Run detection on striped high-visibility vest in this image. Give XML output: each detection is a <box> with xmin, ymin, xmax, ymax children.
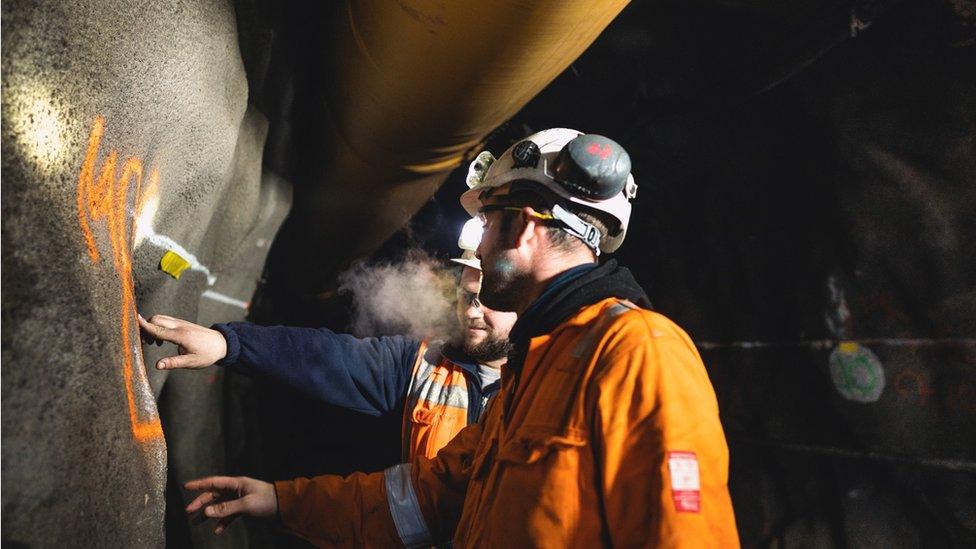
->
<box><xmin>400</xmin><ymin>342</ymin><xmax>496</xmax><ymax>461</ymax></box>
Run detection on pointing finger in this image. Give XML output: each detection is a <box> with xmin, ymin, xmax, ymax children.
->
<box><xmin>214</xmin><ymin>515</ymin><xmax>238</xmax><ymax>535</ymax></box>
<box><xmin>147</xmin><ymin>314</ymin><xmax>183</xmax><ymax>329</ymax></box>
<box><xmin>185</xmin><ymin>490</ymin><xmax>219</xmax><ymax>514</ymax></box>
<box><xmin>185</xmin><ymin>476</ymin><xmax>241</xmax><ymax>493</ymax></box>
<box><xmin>157</xmin><ymin>353</ymin><xmax>209</xmax><ymax>370</ymax></box>
<box><xmin>138</xmin><ymin>315</ymin><xmax>174</xmax><ymax>343</ymax></box>
<box><xmin>204</xmin><ymin>498</ymin><xmax>247</xmax><ymax>519</ymax></box>
<box><xmin>186</xmin><ymin>492</ymin><xmax>218</xmax><ymax>515</ymax></box>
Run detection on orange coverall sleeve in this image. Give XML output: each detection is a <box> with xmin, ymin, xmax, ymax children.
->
<box><xmin>274</xmin><ymin>471</ymin><xmax>400</xmax><ymax>547</ymax></box>
<box><xmin>409</xmin><ymin>420</ymin><xmax>483</xmax><ymax>541</ymax></box>
<box><xmin>593</xmin><ymin>315</ymin><xmax>740</xmax><ymax>548</ymax></box>
<box><xmin>273</xmin><ymin>421</ymin><xmax>483</xmax><ymax>547</ymax></box>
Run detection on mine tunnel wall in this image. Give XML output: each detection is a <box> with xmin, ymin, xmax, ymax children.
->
<box><xmin>2</xmin><ymin>0</ymin><xmax>289</xmax><ymax>545</ymax></box>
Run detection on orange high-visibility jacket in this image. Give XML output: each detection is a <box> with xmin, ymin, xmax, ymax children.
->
<box><xmin>401</xmin><ymin>342</ymin><xmax>493</xmax><ymax>461</ymax></box>
<box><xmin>275</xmin><ymin>298</ymin><xmax>740</xmax><ymax>547</ymax></box>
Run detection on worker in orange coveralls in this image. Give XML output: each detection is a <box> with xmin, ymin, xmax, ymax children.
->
<box><xmin>184</xmin><ymin>128</ymin><xmax>740</xmax><ymax>547</ymax></box>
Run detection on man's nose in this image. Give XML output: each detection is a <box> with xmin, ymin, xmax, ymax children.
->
<box><xmin>465</xmin><ymin>301</ymin><xmax>482</xmax><ymax>319</ymax></box>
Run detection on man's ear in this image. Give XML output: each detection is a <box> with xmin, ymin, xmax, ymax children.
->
<box><xmin>514</xmin><ymin>207</ymin><xmax>541</xmax><ymax>249</ymax></box>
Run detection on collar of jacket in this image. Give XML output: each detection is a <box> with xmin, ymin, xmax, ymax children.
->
<box><xmin>439</xmin><ymin>343</ymin><xmax>481</xmax><ymax>377</ymax></box>
<box><xmin>507</xmin><ymin>259</ymin><xmax>652</xmax><ymax>372</ymax></box>
<box><xmin>520</xmin><ymin>262</ymin><xmax>598</xmax><ymax>321</ymax></box>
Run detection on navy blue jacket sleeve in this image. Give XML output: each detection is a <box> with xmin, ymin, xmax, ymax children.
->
<box><xmin>212</xmin><ymin>322</ymin><xmax>422</xmax><ymax>416</ymax></box>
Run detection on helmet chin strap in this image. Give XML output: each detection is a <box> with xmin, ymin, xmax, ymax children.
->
<box><xmin>551</xmin><ymin>203</ymin><xmax>601</xmax><ymax>256</ymax></box>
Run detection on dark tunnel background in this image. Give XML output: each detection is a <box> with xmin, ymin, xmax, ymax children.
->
<box><xmin>208</xmin><ymin>1</ymin><xmax>976</xmax><ymax>547</ymax></box>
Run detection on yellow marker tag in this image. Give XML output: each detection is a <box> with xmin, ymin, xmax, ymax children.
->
<box><xmin>838</xmin><ymin>341</ymin><xmax>859</xmax><ymax>354</ymax></box>
<box><xmin>159</xmin><ymin>250</ymin><xmax>190</xmax><ymax>280</ymax></box>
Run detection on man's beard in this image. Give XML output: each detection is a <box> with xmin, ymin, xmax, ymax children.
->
<box><xmin>479</xmin><ymin>252</ymin><xmax>532</xmax><ymax>312</ymax></box>
<box><xmin>464</xmin><ymin>332</ymin><xmax>513</xmax><ymax>363</ymax></box>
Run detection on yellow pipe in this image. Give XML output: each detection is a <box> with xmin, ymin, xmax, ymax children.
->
<box><xmin>295</xmin><ymin>0</ymin><xmax>630</xmax><ymax>283</ymax></box>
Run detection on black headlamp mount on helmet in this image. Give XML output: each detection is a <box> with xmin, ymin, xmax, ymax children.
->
<box><xmin>503</xmin><ymin>133</ymin><xmax>630</xmax><ymax>202</ymax></box>
<box><xmin>549</xmin><ymin>134</ymin><xmax>632</xmax><ymax>201</ymax></box>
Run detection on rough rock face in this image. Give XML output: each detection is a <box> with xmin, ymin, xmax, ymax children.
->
<box><xmin>1</xmin><ymin>0</ymin><xmax>289</xmax><ymax>546</ymax></box>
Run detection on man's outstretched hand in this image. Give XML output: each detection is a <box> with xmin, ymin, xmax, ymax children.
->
<box><xmin>138</xmin><ymin>314</ymin><xmax>228</xmax><ymax>369</ymax></box>
<box><xmin>185</xmin><ymin>476</ymin><xmax>278</xmax><ymax>535</ymax></box>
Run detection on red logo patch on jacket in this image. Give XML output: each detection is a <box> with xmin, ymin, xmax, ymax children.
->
<box><xmin>667</xmin><ymin>451</ymin><xmax>701</xmax><ymax>513</ymax></box>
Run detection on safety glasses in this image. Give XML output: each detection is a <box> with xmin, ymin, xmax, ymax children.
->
<box><xmin>476</xmin><ymin>205</ymin><xmax>555</xmax><ymax>224</ymax></box>
<box><xmin>477</xmin><ymin>203</ymin><xmax>601</xmax><ymax>254</ymax></box>
<box><xmin>456</xmin><ymin>287</ymin><xmax>482</xmax><ymax>310</ymax></box>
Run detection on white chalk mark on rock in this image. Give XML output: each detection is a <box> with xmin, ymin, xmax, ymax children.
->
<box><xmin>130</xmin><ymin>202</ymin><xmax>253</xmax><ymax>309</ymax></box>
<box><xmin>137</xmin><ymin>231</ymin><xmax>217</xmax><ymax>285</ymax></box>
<box><xmin>201</xmin><ymin>289</ymin><xmax>249</xmax><ymax>310</ymax></box>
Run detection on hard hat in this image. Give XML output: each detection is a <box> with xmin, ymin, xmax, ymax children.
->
<box><xmin>450</xmin><ymin>217</ymin><xmax>483</xmax><ymax>270</ymax></box>
<box><xmin>460</xmin><ymin>128</ymin><xmax>637</xmax><ymax>254</ymax></box>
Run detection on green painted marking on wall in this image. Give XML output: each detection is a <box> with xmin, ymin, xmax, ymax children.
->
<box><xmin>829</xmin><ymin>342</ymin><xmax>885</xmax><ymax>403</ymax></box>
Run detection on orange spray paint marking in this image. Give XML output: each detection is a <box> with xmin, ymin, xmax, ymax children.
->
<box><xmin>77</xmin><ymin>115</ymin><xmax>164</xmax><ymax>443</ymax></box>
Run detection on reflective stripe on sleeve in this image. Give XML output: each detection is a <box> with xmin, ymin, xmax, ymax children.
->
<box><xmin>384</xmin><ymin>463</ymin><xmax>432</xmax><ymax>547</ymax></box>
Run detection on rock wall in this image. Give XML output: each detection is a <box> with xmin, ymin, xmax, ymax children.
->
<box><xmin>1</xmin><ymin>0</ymin><xmax>290</xmax><ymax>545</ymax></box>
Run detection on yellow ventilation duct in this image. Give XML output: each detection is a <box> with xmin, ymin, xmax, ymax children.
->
<box><xmin>293</xmin><ymin>0</ymin><xmax>630</xmax><ymax>283</ymax></box>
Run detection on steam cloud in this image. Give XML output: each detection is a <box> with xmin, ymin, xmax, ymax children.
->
<box><xmin>338</xmin><ymin>249</ymin><xmax>460</xmax><ymax>342</ymax></box>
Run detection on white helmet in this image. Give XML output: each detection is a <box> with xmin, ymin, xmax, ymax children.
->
<box><xmin>460</xmin><ymin>128</ymin><xmax>637</xmax><ymax>254</ymax></box>
<box><xmin>449</xmin><ymin>217</ymin><xmax>483</xmax><ymax>270</ymax></box>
